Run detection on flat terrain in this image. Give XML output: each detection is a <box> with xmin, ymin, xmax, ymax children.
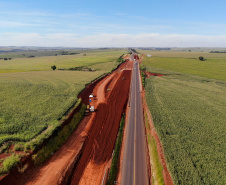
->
<box><xmin>140</xmin><ymin>50</ymin><xmax>226</xmax><ymax>81</ymax></box>
<box><xmin>0</xmin><ymin>49</ymin><xmax>126</xmax><ymax>173</ymax></box>
<box><xmin>0</xmin><ymin>49</ymin><xmax>126</xmax><ymax>73</ymax></box>
<box><xmin>141</xmin><ymin>50</ymin><xmax>226</xmax><ymax>184</ymax></box>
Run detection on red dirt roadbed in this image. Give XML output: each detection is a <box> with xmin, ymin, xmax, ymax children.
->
<box><xmin>71</xmin><ymin>70</ymin><xmax>132</xmax><ymax>185</ymax></box>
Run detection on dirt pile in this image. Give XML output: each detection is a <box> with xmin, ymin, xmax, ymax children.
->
<box><xmin>71</xmin><ymin>70</ymin><xmax>132</xmax><ymax>185</ymax></box>
<box><xmin>133</xmin><ymin>54</ymin><xmax>139</xmax><ymax>60</ymax></box>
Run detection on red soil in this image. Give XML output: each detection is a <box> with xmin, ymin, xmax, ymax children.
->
<box><xmin>123</xmin><ymin>54</ymin><xmax>130</xmax><ymax>60</ymax></box>
<box><xmin>71</xmin><ymin>70</ymin><xmax>132</xmax><ymax>185</ymax></box>
<box><xmin>133</xmin><ymin>54</ymin><xmax>140</xmax><ymax>60</ymax></box>
<box><xmin>78</xmin><ymin>75</ymin><xmax>107</xmax><ymax>105</ymax></box>
<box><xmin>142</xmin><ymin>91</ymin><xmax>174</xmax><ymax>185</ymax></box>
<box><xmin>145</xmin><ymin>71</ymin><xmax>165</xmax><ymax>78</ymax></box>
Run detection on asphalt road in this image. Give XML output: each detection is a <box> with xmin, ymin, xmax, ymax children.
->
<box><xmin>121</xmin><ymin>58</ymin><xmax>149</xmax><ymax>185</ymax></box>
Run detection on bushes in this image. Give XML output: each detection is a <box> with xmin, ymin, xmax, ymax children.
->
<box><xmin>141</xmin><ymin>71</ymin><xmax>146</xmax><ymax>87</ymax></box>
<box><xmin>32</xmin><ymin>103</ymin><xmax>86</xmax><ymax>166</ymax></box>
<box><xmin>24</xmin><ymin>120</ymin><xmax>61</xmax><ymax>152</ymax></box>
<box><xmin>0</xmin><ymin>143</ymin><xmax>11</xmax><ymax>154</ymax></box>
<box><xmin>140</xmin><ymin>64</ymin><xmax>146</xmax><ymax>88</ymax></box>
<box><xmin>14</xmin><ymin>144</ymin><xmax>24</xmax><ymax>151</ymax></box>
<box><xmin>51</xmin><ymin>65</ymin><xmax>57</xmax><ymax>70</ymax></box>
<box><xmin>1</xmin><ymin>154</ymin><xmax>21</xmax><ymax>173</ymax></box>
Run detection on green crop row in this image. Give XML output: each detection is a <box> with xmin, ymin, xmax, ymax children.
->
<box><xmin>144</xmin><ymin>72</ymin><xmax>226</xmax><ymax>185</ymax></box>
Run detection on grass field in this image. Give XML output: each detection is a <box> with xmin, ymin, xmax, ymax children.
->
<box><xmin>142</xmin><ymin>50</ymin><xmax>226</xmax><ymax>184</ymax></box>
<box><xmin>0</xmin><ymin>49</ymin><xmax>126</xmax><ymax>73</ymax></box>
<box><xmin>0</xmin><ymin>49</ymin><xmax>126</xmax><ymax>149</ymax></box>
<box><xmin>0</xmin><ymin>71</ymin><xmax>104</xmax><ymax>145</ymax></box>
<box><xmin>141</xmin><ymin>50</ymin><xmax>226</xmax><ymax>81</ymax></box>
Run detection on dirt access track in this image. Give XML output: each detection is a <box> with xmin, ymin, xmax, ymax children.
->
<box><xmin>0</xmin><ymin>59</ymin><xmax>133</xmax><ymax>185</ymax></box>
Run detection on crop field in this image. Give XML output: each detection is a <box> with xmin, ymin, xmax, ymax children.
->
<box><xmin>0</xmin><ymin>49</ymin><xmax>126</xmax><ymax>150</ymax></box>
<box><xmin>0</xmin><ymin>71</ymin><xmax>104</xmax><ymax>145</ymax></box>
<box><xmin>142</xmin><ymin>51</ymin><xmax>226</xmax><ymax>184</ymax></box>
<box><xmin>0</xmin><ymin>49</ymin><xmax>126</xmax><ymax>73</ymax></box>
<box><xmin>141</xmin><ymin>50</ymin><xmax>226</xmax><ymax>81</ymax></box>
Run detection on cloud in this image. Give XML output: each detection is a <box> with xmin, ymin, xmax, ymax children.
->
<box><xmin>0</xmin><ymin>32</ymin><xmax>226</xmax><ymax>47</ymax></box>
<box><xmin>0</xmin><ymin>20</ymin><xmax>41</xmax><ymax>28</ymax></box>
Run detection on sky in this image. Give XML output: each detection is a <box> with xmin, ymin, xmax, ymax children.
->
<box><xmin>0</xmin><ymin>0</ymin><xmax>226</xmax><ymax>47</ymax></box>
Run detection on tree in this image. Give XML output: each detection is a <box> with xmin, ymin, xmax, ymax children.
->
<box><xmin>51</xmin><ymin>65</ymin><xmax>57</xmax><ymax>70</ymax></box>
<box><xmin>199</xmin><ymin>56</ymin><xmax>204</xmax><ymax>61</ymax></box>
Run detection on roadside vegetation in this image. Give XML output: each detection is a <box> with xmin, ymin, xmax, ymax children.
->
<box><xmin>0</xmin><ymin>154</ymin><xmax>21</xmax><ymax>174</ymax></box>
<box><xmin>141</xmin><ymin>50</ymin><xmax>226</xmax><ymax>184</ymax></box>
<box><xmin>144</xmin><ymin>111</ymin><xmax>164</xmax><ymax>185</ymax></box>
<box><xmin>33</xmin><ymin>103</ymin><xmax>86</xmax><ymax>165</ymax></box>
<box><xmin>107</xmin><ymin>114</ymin><xmax>125</xmax><ymax>185</ymax></box>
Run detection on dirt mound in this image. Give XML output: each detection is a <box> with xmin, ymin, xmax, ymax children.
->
<box><xmin>145</xmin><ymin>71</ymin><xmax>165</xmax><ymax>78</ymax></box>
<box><xmin>71</xmin><ymin>70</ymin><xmax>132</xmax><ymax>185</ymax></box>
<box><xmin>134</xmin><ymin>54</ymin><xmax>139</xmax><ymax>60</ymax></box>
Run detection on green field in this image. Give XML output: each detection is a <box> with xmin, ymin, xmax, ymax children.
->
<box><xmin>0</xmin><ymin>49</ymin><xmax>126</xmax><ymax>149</ymax></box>
<box><xmin>142</xmin><ymin>51</ymin><xmax>226</xmax><ymax>184</ymax></box>
<box><xmin>141</xmin><ymin>50</ymin><xmax>226</xmax><ymax>81</ymax></box>
<box><xmin>0</xmin><ymin>49</ymin><xmax>126</xmax><ymax>73</ymax></box>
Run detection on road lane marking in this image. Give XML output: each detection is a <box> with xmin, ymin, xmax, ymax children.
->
<box><xmin>133</xmin><ymin>65</ymin><xmax>137</xmax><ymax>185</ymax></box>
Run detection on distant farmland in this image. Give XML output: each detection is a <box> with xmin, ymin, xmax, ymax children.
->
<box><xmin>140</xmin><ymin>50</ymin><xmax>226</xmax><ymax>81</ymax></box>
<box><xmin>141</xmin><ymin>50</ymin><xmax>226</xmax><ymax>184</ymax></box>
<box><xmin>0</xmin><ymin>49</ymin><xmax>126</xmax><ymax>73</ymax></box>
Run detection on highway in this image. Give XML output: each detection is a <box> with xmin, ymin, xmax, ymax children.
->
<box><xmin>121</xmin><ymin>56</ymin><xmax>149</xmax><ymax>185</ymax></box>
